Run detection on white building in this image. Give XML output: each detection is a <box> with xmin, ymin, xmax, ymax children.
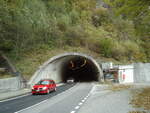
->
<box><xmin>118</xmin><ymin>65</ymin><xmax>134</xmax><ymax>83</ymax></box>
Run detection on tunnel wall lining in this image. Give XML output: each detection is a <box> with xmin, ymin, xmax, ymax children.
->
<box><xmin>28</xmin><ymin>53</ymin><xmax>103</xmax><ymax>86</ymax></box>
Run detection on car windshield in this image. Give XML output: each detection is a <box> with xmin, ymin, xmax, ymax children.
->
<box><xmin>37</xmin><ymin>80</ymin><xmax>49</xmax><ymax>85</ymax></box>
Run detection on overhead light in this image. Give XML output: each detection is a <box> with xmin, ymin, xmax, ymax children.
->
<box><xmin>80</xmin><ymin>59</ymin><xmax>87</xmax><ymax>67</ymax></box>
<box><xmin>70</xmin><ymin>61</ymin><xmax>74</xmax><ymax>68</ymax></box>
<box><xmin>69</xmin><ymin>59</ymin><xmax>87</xmax><ymax>70</ymax></box>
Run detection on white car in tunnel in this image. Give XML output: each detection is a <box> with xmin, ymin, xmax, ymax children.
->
<box><xmin>67</xmin><ymin>78</ymin><xmax>74</xmax><ymax>83</ymax></box>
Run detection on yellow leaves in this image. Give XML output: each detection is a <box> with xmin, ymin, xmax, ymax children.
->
<box><xmin>72</xmin><ymin>0</ymin><xmax>96</xmax><ymax>11</ymax></box>
<box><xmin>130</xmin><ymin>87</ymin><xmax>150</xmax><ymax>110</ymax></box>
<box><xmin>109</xmin><ymin>84</ymin><xmax>132</xmax><ymax>91</ymax></box>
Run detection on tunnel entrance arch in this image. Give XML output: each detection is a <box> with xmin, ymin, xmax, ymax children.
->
<box><xmin>29</xmin><ymin>53</ymin><xmax>103</xmax><ymax>86</ymax></box>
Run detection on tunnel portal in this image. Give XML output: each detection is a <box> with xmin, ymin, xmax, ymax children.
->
<box><xmin>29</xmin><ymin>53</ymin><xmax>102</xmax><ymax>86</ymax></box>
<box><xmin>61</xmin><ymin>56</ymin><xmax>99</xmax><ymax>82</ymax></box>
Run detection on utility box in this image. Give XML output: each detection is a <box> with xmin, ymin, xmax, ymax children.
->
<box><xmin>118</xmin><ymin>65</ymin><xmax>134</xmax><ymax>83</ymax></box>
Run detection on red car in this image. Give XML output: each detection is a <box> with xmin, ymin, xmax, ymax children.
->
<box><xmin>32</xmin><ymin>79</ymin><xmax>56</xmax><ymax>95</ymax></box>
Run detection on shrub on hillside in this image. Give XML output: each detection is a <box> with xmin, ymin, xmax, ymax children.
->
<box><xmin>123</xmin><ymin>41</ymin><xmax>146</xmax><ymax>61</ymax></box>
<box><xmin>92</xmin><ymin>7</ymin><xmax>110</xmax><ymax>27</ymax></box>
<box><xmin>99</xmin><ymin>38</ymin><xmax>114</xmax><ymax>57</ymax></box>
<box><xmin>111</xmin><ymin>41</ymin><xmax>127</xmax><ymax>60</ymax></box>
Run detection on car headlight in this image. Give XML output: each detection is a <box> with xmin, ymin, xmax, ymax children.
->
<box><xmin>42</xmin><ymin>87</ymin><xmax>47</xmax><ymax>90</ymax></box>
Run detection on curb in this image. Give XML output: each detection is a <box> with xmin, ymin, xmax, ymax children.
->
<box><xmin>0</xmin><ymin>83</ymin><xmax>65</xmax><ymax>101</ymax></box>
<box><xmin>0</xmin><ymin>88</ymin><xmax>31</xmax><ymax>102</ymax></box>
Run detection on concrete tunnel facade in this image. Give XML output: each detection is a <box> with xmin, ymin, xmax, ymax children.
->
<box><xmin>29</xmin><ymin>53</ymin><xmax>103</xmax><ymax>86</ymax></box>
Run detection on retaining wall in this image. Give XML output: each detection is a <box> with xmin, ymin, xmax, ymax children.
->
<box><xmin>0</xmin><ymin>76</ymin><xmax>25</xmax><ymax>91</ymax></box>
<box><xmin>134</xmin><ymin>63</ymin><xmax>150</xmax><ymax>83</ymax></box>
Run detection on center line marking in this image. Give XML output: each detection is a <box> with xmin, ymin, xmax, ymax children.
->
<box><xmin>75</xmin><ymin>106</ymin><xmax>80</xmax><ymax>109</ymax></box>
<box><xmin>79</xmin><ymin>102</ymin><xmax>83</xmax><ymax>105</ymax></box>
<box><xmin>82</xmin><ymin>100</ymin><xmax>85</xmax><ymax>102</ymax></box>
<box><xmin>14</xmin><ymin>84</ymin><xmax>78</xmax><ymax>113</ymax></box>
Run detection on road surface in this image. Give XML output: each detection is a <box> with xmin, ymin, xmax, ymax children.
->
<box><xmin>1</xmin><ymin>83</ymin><xmax>147</xmax><ymax>113</ymax></box>
<box><xmin>14</xmin><ymin>83</ymin><xmax>92</xmax><ymax>113</ymax></box>
<box><xmin>0</xmin><ymin>83</ymin><xmax>93</xmax><ymax>113</ymax></box>
<box><xmin>78</xmin><ymin>84</ymin><xmax>150</xmax><ymax>113</ymax></box>
<box><xmin>0</xmin><ymin>83</ymin><xmax>76</xmax><ymax>113</ymax></box>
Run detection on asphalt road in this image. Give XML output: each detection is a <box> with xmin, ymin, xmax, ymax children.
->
<box><xmin>2</xmin><ymin>83</ymin><xmax>148</xmax><ymax>113</ymax></box>
<box><xmin>0</xmin><ymin>83</ymin><xmax>76</xmax><ymax>113</ymax></box>
<box><xmin>78</xmin><ymin>85</ymin><xmax>133</xmax><ymax>113</ymax></box>
<box><xmin>13</xmin><ymin>83</ymin><xmax>93</xmax><ymax>113</ymax></box>
<box><xmin>77</xmin><ymin>84</ymin><xmax>150</xmax><ymax>113</ymax></box>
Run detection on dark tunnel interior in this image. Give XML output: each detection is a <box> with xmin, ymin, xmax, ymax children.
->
<box><xmin>61</xmin><ymin>56</ymin><xmax>99</xmax><ymax>82</ymax></box>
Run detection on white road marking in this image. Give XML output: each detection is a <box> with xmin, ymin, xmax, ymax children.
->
<box><xmin>0</xmin><ymin>83</ymin><xmax>64</xmax><ymax>103</ymax></box>
<box><xmin>56</xmin><ymin>83</ymin><xmax>64</xmax><ymax>87</ymax></box>
<box><xmin>81</xmin><ymin>100</ymin><xmax>85</xmax><ymax>102</ymax></box>
<box><xmin>78</xmin><ymin>102</ymin><xmax>83</xmax><ymax>105</ymax></box>
<box><xmin>0</xmin><ymin>83</ymin><xmax>65</xmax><ymax>103</ymax></box>
<box><xmin>75</xmin><ymin>106</ymin><xmax>80</xmax><ymax>109</ymax></box>
<box><xmin>70</xmin><ymin>111</ymin><xmax>76</xmax><ymax>113</ymax></box>
<box><xmin>14</xmin><ymin>84</ymin><xmax>78</xmax><ymax>113</ymax></box>
<box><xmin>14</xmin><ymin>99</ymin><xmax>48</xmax><ymax>113</ymax></box>
<box><xmin>0</xmin><ymin>93</ymin><xmax>31</xmax><ymax>103</ymax></box>
<box><xmin>84</xmin><ymin>97</ymin><xmax>87</xmax><ymax>100</ymax></box>
<box><xmin>70</xmin><ymin>84</ymin><xmax>94</xmax><ymax>113</ymax></box>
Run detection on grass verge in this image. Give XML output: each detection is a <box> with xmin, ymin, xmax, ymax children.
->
<box><xmin>130</xmin><ymin>87</ymin><xmax>150</xmax><ymax>111</ymax></box>
<box><xmin>108</xmin><ymin>84</ymin><xmax>132</xmax><ymax>91</ymax></box>
<box><xmin>129</xmin><ymin>111</ymin><xmax>147</xmax><ymax>113</ymax></box>
<box><xmin>0</xmin><ymin>74</ymin><xmax>13</xmax><ymax>79</ymax></box>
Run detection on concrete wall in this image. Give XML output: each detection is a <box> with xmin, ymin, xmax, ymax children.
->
<box><xmin>134</xmin><ymin>63</ymin><xmax>150</xmax><ymax>83</ymax></box>
<box><xmin>101</xmin><ymin>62</ymin><xmax>113</xmax><ymax>70</ymax></box>
<box><xmin>30</xmin><ymin>58</ymin><xmax>63</xmax><ymax>86</ymax></box>
<box><xmin>0</xmin><ymin>76</ymin><xmax>25</xmax><ymax>90</ymax></box>
<box><xmin>118</xmin><ymin>63</ymin><xmax>150</xmax><ymax>83</ymax></box>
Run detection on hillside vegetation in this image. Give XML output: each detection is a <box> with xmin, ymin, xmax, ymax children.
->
<box><xmin>0</xmin><ymin>0</ymin><xmax>150</xmax><ymax>78</ymax></box>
